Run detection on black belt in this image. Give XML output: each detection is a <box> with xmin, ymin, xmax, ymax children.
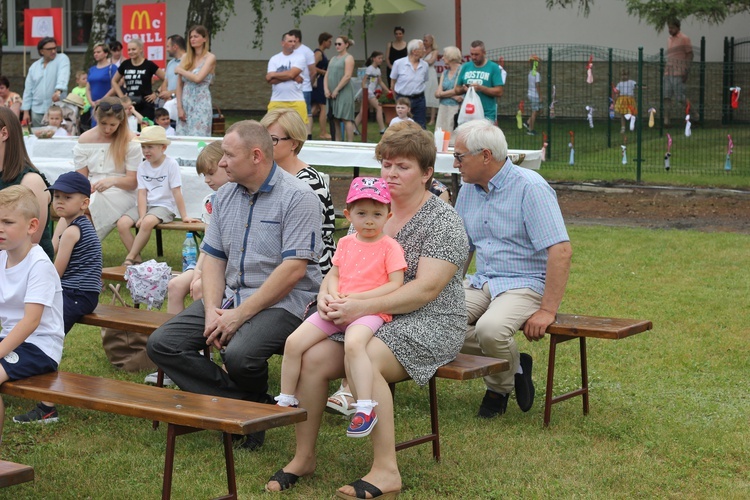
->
<box><xmin>399</xmin><ymin>92</ymin><xmax>424</xmax><ymax>99</ymax></box>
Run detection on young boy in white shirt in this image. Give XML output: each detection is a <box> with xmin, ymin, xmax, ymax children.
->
<box><xmin>154</xmin><ymin>107</ymin><xmax>176</xmax><ymax>137</ymax></box>
<box><xmin>116</xmin><ymin>126</ymin><xmax>198</xmax><ymax>266</ymax></box>
<box><xmin>0</xmin><ymin>186</ymin><xmax>64</xmax><ymax>435</ymax></box>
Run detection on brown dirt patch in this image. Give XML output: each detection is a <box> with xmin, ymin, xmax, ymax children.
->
<box><xmin>329</xmin><ymin>176</ymin><xmax>750</xmax><ymax>234</ymax></box>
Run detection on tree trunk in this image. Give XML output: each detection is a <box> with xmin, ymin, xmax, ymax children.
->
<box><xmin>84</xmin><ymin>0</ymin><xmax>116</xmax><ymax>71</ymax></box>
<box><xmin>186</xmin><ymin>0</ymin><xmax>216</xmax><ymax>43</ymax></box>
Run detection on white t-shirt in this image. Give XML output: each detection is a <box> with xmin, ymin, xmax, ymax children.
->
<box><xmin>267</xmin><ymin>51</ymin><xmax>306</xmax><ymax>102</ymax></box>
<box><xmin>53</xmin><ymin>125</ymin><xmax>70</xmax><ymax>137</ymax></box>
<box><xmin>527</xmin><ymin>70</ymin><xmax>541</xmax><ymax>99</ymax></box>
<box><xmin>164</xmin><ymin>125</ymin><xmax>176</xmax><ymax>137</ymax></box>
<box><xmin>365</xmin><ymin>65</ymin><xmax>382</xmax><ymax>94</ymax></box>
<box><xmin>0</xmin><ymin>246</ymin><xmax>64</xmax><ymax>364</ymax></box>
<box><xmin>615</xmin><ymin>80</ymin><xmax>637</xmax><ymax>97</ymax></box>
<box><xmin>295</xmin><ymin>44</ymin><xmax>316</xmax><ymax>92</ymax></box>
<box><xmin>127</xmin><ymin>115</ymin><xmax>138</xmax><ymax>132</ymax></box>
<box><xmin>136</xmin><ymin>156</ymin><xmax>182</xmax><ymax>214</ymax></box>
<box><xmin>389</xmin><ymin>116</ymin><xmax>414</xmax><ymax>126</ymax></box>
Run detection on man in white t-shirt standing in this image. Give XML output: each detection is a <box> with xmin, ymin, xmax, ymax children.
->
<box><xmin>266</xmin><ymin>32</ymin><xmax>308</xmax><ymax>124</ymax></box>
<box><xmin>289</xmin><ymin>29</ymin><xmax>317</xmax><ymax>139</ymax></box>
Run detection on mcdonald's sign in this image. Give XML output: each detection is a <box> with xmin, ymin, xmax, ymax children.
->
<box><xmin>121</xmin><ymin>3</ymin><xmax>167</xmax><ymax>68</ymax></box>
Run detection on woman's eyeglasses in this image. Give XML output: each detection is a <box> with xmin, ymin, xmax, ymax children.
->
<box><xmin>271</xmin><ymin>135</ymin><xmax>292</xmax><ymax>146</ymax></box>
<box><xmin>97</xmin><ymin>101</ymin><xmax>124</xmax><ymax>112</ymax></box>
<box><xmin>335</xmin><ymin>42</ymin><xmax>344</xmax><ymax>46</ymax></box>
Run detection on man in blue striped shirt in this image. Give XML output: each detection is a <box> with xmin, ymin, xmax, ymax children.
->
<box><xmin>148</xmin><ymin>120</ymin><xmax>322</xmax><ymax>450</ymax></box>
<box><xmin>454</xmin><ymin>120</ymin><xmax>572</xmax><ymax>419</ymax></box>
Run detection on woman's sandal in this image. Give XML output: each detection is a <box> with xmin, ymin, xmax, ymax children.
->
<box><xmin>264</xmin><ymin>469</ymin><xmax>300</xmax><ymax>492</ymax></box>
<box><xmin>326</xmin><ymin>385</ymin><xmax>356</xmax><ymax>416</ymax></box>
<box><xmin>335</xmin><ymin>478</ymin><xmax>400</xmax><ymax>499</ymax></box>
<box><xmin>122</xmin><ymin>258</ymin><xmax>137</xmax><ymax>266</ymax></box>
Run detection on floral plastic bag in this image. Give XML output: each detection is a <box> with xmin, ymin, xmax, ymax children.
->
<box><xmin>125</xmin><ymin>259</ymin><xmax>172</xmax><ymax>310</ymax></box>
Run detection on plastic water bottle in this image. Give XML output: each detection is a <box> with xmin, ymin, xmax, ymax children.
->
<box><xmin>182</xmin><ymin>232</ymin><xmax>197</xmax><ymax>272</ymax></box>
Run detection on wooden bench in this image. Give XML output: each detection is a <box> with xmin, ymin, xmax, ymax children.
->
<box><xmin>154</xmin><ymin>221</ymin><xmax>206</xmax><ymax>257</ymax></box>
<box><xmin>543</xmin><ymin>313</ymin><xmax>653</xmax><ymax>427</ymax></box>
<box><xmin>79</xmin><ymin>303</ymin><xmax>175</xmax><ymax>335</ymax></box>
<box><xmin>0</xmin><ymin>372</ymin><xmax>306</xmax><ymax>499</ymax></box>
<box><xmin>392</xmin><ymin>353</ymin><xmax>509</xmax><ymax>461</ymax></box>
<box><xmin>0</xmin><ymin>460</ymin><xmax>34</xmax><ymax>488</ymax></box>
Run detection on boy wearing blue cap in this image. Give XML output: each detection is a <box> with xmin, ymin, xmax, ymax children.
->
<box><xmin>12</xmin><ymin>172</ymin><xmax>102</xmax><ymax>424</ymax></box>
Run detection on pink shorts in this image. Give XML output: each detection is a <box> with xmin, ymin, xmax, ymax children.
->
<box><xmin>305</xmin><ymin>311</ymin><xmax>385</xmax><ymax>337</ymax></box>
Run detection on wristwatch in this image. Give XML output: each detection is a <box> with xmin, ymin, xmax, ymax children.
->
<box><xmin>171</xmin><ymin>93</ymin><xmax>175</xmax><ymax>99</ymax></box>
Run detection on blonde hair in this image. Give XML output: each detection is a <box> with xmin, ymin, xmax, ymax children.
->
<box><xmin>376</xmin><ymin>121</ymin><xmax>435</xmax><ymax>189</ymax></box>
<box><xmin>0</xmin><ymin>185</ymin><xmax>40</xmax><ymax>220</ymax></box>
<box><xmin>260</xmin><ymin>108</ymin><xmax>306</xmax><ymax>156</ymax></box>
<box><xmin>181</xmin><ymin>25</ymin><xmax>210</xmax><ymax>71</ymax></box>
<box><xmin>95</xmin><ymin>97</ymin><xmax>131</xmax><ymax>173</ymax></box>
<box><xmin>196</xmin><ymin>141</ymin><xmax>223</xmax><ymax>175</ymax></box>
<box><xmin>442</xmin><ymin>46</ymin><xmax>462</xmax><ymax>64</ymax></box>
<box><xmin>47</xmin><ymin>105</ymin><xmax>63</xmax><ymax>117</ymax></box>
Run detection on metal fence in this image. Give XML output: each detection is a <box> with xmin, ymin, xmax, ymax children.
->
<box><xmin>484</xmin><ymin>42</ymin><xmax>749</xmax><ymax>181</ymax></box>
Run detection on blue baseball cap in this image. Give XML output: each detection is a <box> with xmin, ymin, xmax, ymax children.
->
<box><xmin>47</xmin><ymin>171</ymin><xmax>91</xmax><ymax>197</ymax></box>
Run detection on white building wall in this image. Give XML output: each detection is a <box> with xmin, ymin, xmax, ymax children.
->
<box><xmin>118</xmin><ymin>0</ymin><xmax>750</xmax><ymax>61</ymax></box>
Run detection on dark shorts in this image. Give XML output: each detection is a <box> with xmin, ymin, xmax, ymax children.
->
<box><xmin>0</xmin><ymin>342</ymin><xmax>58</xmax><ymax>381</ymax></box>
<box><xmin>63</xmin><ymin>288</ymin><xmax>100</xmax><ymax>333</ymax></box>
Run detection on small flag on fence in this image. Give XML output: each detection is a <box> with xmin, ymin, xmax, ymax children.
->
<box><xmin>586</xmin><ymin>55</ymin><xmax>594</xmax><ymax>84</ymax></box>
<box><xmin>568</xmin><ymin>131</ymin><xmax>575</xmax><ymax>165</ymax></box>
<box><xmin>725</xmin><ymin>134</ymin><xmax>733</xmax><ymax>171</ymax></box>
<box><xmin>665</xmin><ymin>134</ymin><xmax>672</xmax><ymax>171</ymax></box>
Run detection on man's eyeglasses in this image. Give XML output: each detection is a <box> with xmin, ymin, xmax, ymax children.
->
<box><xmin>42</xmin><ymin>46</ymin><xmax>58</xmax><ymax>52</ymax></box>
<box><xmin>453</xmin><ymin>149</ymin><xmax>485</xmax><ymax>163</ymax></box>
<box><xmin>271</xmin><ymin>135</ymin><xmax>292</xmax><ymax>146</ymax></box>
<box><xmin>97</xmin><ymin>101</ymin><xmax>124</xmax><ymax>113</ymax></box>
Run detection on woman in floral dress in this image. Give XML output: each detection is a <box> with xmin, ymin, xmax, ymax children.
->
<box><xmin>176</xmin><ymin>25</ymin><xmax>216</xmax><ymax>136</ymax></box>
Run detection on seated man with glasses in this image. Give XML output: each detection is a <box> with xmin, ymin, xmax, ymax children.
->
<box><xmin>22</xmin><ymin>37</ymin><xmax>70</xmax><ymax>127</ymax></box>
<box><xmin>453</xmin><ymin>119</ymin><xmax>572</xmax><ymax>419</ymax></box>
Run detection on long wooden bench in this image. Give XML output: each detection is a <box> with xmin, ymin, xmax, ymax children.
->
<box><xmin>154</xmin><ymin>221</ymin><xmax>206</xmax><ymax>257</ymax></box>
<box><xmin>0</xmin><ymin>460</ymin><xmax>34</xmax><ymax>488</ymax></box>
<box><xmin>393</xmin><ymin>353</ymin><xmax>509</xmax><ymax>461</ymax></box>
<box><xmin>78</xmin><ymin>303</ymin><xmax>175</xmax><ymax>335</ymax></box>
<box><xmin>543</xmin><ymin>313</ymin><xmax>653</xmax><ymax>427</ymax></box>
<box><xmin>0</xmin><ymin>372</ymin><xmax>306</xmax><ymax>499</ymax></box>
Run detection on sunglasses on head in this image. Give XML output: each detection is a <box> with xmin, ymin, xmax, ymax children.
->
<box><xmin>98</xmin><ymin>101</ymin><xmax>124</xmax><ymax>113</ymax></box>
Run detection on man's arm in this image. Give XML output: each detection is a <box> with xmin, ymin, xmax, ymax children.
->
<box><xmin>266</xmin><ymin>67</ymin><xmax>302</xmax><ymax>85</ymax></box>
<box><xmin>55</xmin><ymin>54</ymin><xmax>71</xmax><ymax>97</ymax></box>
<box><xmin>205</xmin><ymin>258</ymin><xmax>309</xmax><ymax>348</ymax></box>
<box><xmin>522</xmin><ymin>241</ymin><xmax>572</xmax><ymax>341</ymax></box>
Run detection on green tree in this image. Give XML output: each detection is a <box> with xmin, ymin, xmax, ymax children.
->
<box><xmin>185</xmin><ymin>0</ymin><xmax>236</xmax><ymax>43</ymax></box>
<box><xmin>548</xmin><ymin>0</ymin><xmax>750</xmax><ymax>31</ymax></box>
<box><xmin>83</xmin><ymin>0</ymin><xmax>116</xmax><ymax>70</ymax></box>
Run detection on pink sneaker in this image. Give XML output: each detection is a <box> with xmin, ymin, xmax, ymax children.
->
<box><xmin>347</xmin><ymin>410</ymin><xmax>378</xmax><ymax>438</ymax></box>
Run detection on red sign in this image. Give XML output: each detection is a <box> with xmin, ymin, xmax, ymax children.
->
<box><xmin>122</xmin><ymin>3</ymin><xmax>167</xmax><ymax>68</ymax></box>
<box><xmin>24</xmin><ymin>8</ymin><xmax>63</xmax><ymax>47</ymax></box>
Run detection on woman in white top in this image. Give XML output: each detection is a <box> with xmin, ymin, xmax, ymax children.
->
<box><xmin>422</xmin><ymin>34</ymin><xmax>439</xmax><ymax>127</ymax></box>
<box><xmin>74</xmin><ymin>97</ymin><xmax>141</xmax><ymax>240</ymax></box>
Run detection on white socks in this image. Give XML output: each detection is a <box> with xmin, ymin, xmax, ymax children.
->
<box><xmin>353</xmin><ymin>400</ymin><xmax>378</xmax><ymax>416</ymax></box>
<box><xmin>275</xmin><ymin>393</ymin><xmax>299</xmax><ymax>407</ymax></box>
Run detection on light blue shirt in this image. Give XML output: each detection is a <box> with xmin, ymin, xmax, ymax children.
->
<box><xmin>390</xmin><ymin>57</ymin><xmax>429</xmax><ymax>96</ymax></box>
<box><xmin>165</xmin><ymin>57</ymin><xmax>181</xmax><ymax>92</ymax></box>
<box><xmin>21</xmin><ymin>53</ymin><xmax>70</xmax><ymax>114</ymax></box>
<box><xmin>201</xmin><ymin>163</ymin><xmax>322</xmax><ymax>318</ymax></box>
<box><xmin>455</xmin><ymin>158</ymin><xmax>569</xmax><ymax>297</ymax></box>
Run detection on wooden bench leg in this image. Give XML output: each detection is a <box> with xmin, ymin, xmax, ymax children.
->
<box><xmin>393</xmin><ymin>376</ymin><xmax>441</xmax><ymax>461</ymax></box>
<box><xmin>156</xmin><ymin>229</ymin><xmax>164</xmax><ymax>257</ymax></box>
<box><xmin>544</xmin><ymin>334</ymin><xmax>590</xmax><ymax>427</ymax></box>
<box><xmin>163</xmin><ymin>425</ymin><xmax>238</xmax><ymax>500</ymax></box>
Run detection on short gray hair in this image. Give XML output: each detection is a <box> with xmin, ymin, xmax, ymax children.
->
<box><xmin>455</xmin><ymin>120</ymin><xmax>508</xmax><ymax>161</ymax></box>
<box><xmin>407</xmin><ymin>38</ymin><xmax>423</xmax><ymax>55</ymax></box>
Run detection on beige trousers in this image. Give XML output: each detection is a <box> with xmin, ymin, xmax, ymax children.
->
<box><xmin>461</xmin><ymin>283</ymin><xmax>542</xmax><ymax>394</ymax></box>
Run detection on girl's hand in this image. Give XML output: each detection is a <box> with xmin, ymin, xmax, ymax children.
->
<box><xmin>178</xmin><ymin>107</ymin><xmax>186</xmax><ymax>121</ymax></box>
<box><xmin>332</xmin><ymin>90</ymin><xmax>338</xmax><ymax>99</ymax></box>
<box><xmin>181</xmin><ymin>217</ymin><xmax>199</xmax><ymax>223</ymax></box>
<box><xmin>325</xmin><ymin>91</ymin><xmax>332</xmax><ymax>99</ymax></box>
<box><xmin>135</xmin><ymin>218</ymin><xmax>142</xmax><ymax>229</ymax></box>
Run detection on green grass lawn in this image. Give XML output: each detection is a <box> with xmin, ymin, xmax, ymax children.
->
<box><xmin>2</xmin><ymin>225</ymin><xmax>749</xmax><ymax>498</ymax></box>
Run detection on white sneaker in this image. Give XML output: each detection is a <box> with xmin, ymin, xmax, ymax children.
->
<box><xmin>144</xmin><ymin>371</ymin><xmax>175</xmax><ymax>386</ymax></box>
